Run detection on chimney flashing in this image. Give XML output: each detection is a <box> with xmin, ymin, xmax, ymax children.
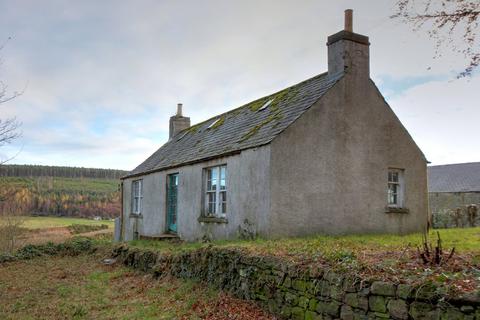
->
<box><xmin>327</xmin><ymin>30</ymin><xmax>369</xmax><ymax>46</ymax></box>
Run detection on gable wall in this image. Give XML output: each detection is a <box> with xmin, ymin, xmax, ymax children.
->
<box><xmin>122</xmin><ymin>146</ymin><xmax>271</xmax><ymax>241</ymax></box>
<box><xmin>269</xmin><ymin>74</ymin><xmax>428</xmax><ymax>236</ymax></box>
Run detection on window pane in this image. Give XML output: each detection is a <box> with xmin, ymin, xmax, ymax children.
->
<box><xmin>220</xmin><ymin>191</ymin><xmax>227</xmax><ymax>214</ymax></box>
<box><xmin>207</xmin><ymin>169</ymin><xmax>212</xmax><ymax>190</ymax></box>
<box><xmin>207</xmin><ymin>192</ymin><xmax>216</xmax><ymax>214</ymax></box>
<box><xmin>211</xmin><ymin>168</ymin><xmax>217</xmax><ymax>191</ymax></box>
<box><xmin>388</xmin><ymin>184</ymin><xmax>398</xmax><ymax>205</ymax></box>
<box><xmin>220</xmin><ymin>166</ymin><xmax>226</xmax><ymax>190</ymax></box>
<box><xmin>389</xmin><ymin>171</ymin><xmax>398</xmax><ymax>183</ymax></box>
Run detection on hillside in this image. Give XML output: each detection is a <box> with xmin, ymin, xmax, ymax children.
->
<box><xmin>0</xmin><ymin>164</ymin><xmax>127</xmax><ymax>179</ymax></box>
<box><xmin>0</xmin><ymin>165</ymin><xmax>127</xmax><ymax>219</ymax></box>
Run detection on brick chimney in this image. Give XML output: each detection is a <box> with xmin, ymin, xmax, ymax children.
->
<box><xmin>169</xmin><ymin>103</ymin><xmax>190</xmax><ymax>139</ymax></box>
<box><xmin>327</xmin><ymin>9</ymin><xmax>370</xmax><ymax>78</ymax></box>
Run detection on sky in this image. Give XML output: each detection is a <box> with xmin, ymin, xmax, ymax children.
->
<box><xmin>0</xmin><ymin>0</ymin><xmax>478</xmax><ymax>170</ymax></box>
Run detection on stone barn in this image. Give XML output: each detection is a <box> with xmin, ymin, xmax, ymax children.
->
<box><xmin>428</xmin><ymin>162</ymin><xmax>480</xmax><ymax>228</ymax></box>
<box><xmin>119</xmin><ymin>11</ymin><xmax>428</xmax><ymax>241</ymax></box>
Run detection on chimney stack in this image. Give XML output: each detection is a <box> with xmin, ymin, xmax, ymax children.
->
<box><xmin>344</xmin><ymin>9</ymin><xmax>353</xmax><ymax>32</ymax></box>
<box><xmin>327</xmin><ymin>9</ymin><xmax>370</xmax><ymax>78</ymax></box>
<box><xmin>169</xmin><ymin>103</ymin><xmax>191</xmax><ymax>139</ymax></box>
<box><xmin>176</xmin><ymin>103</ymin><xmax>183</xmax><ymax>116</ymax></box>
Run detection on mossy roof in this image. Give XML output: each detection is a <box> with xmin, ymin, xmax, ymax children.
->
<box><xmin>125</xmin><ymin>71</ymin><xmax>343</xmax><ymax>178</ymax></box>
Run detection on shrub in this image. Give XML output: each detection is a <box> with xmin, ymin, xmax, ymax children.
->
<box><xmin>0</xmin><ymin>237</ymin><xmax>94</xmax><ymax>264</ymax></box>
<box><xmin>67</xmin><ymin>224</ymin><xmax>109</xmax><ymax>234</ymax></box>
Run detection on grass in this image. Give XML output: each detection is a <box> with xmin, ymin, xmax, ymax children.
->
<box><xmin>130</xmin><ymin>227</ymin><xmax>480</xmax><ymax>257</ymax></box>
<box><xmin>21</xmin><ymin>216</ymin><xmax>114</xmax><ymax>230</ymax></box>
<box><xmin>0</xmin><ymin>252</ymin><xmax>273</xmax><ymax>320</ymax></box>
<box><xmin>129</xmin><ymin>228</ymin><xmax>480</xmax><ymax>291</ymax></box>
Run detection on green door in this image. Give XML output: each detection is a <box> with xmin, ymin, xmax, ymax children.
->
<box><xmin>167</xmin><ymin>174</ymin><xmax>178</xmax><ymax>233</ymax></box>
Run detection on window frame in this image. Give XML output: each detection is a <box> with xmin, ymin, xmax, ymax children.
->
<box><xmin>387</xmin><ymin>168</ymin><xmax>405</xmax><ymax>208</ymax></box>
<box><xmin>203</xmin><ymin>165</ymin><xmax>227</xmax><ymax>218</ymax></box>
<box><xmin>131</xmin><ymin>179</ymin><xmax>143</xmax><ymax>215</ymax></box>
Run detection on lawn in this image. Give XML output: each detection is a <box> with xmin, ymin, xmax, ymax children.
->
<box><xmin>22</xmin><ymin>216</ymin><xmax>114</xmax><ymax>230</ymax></box>
<box><xmin>0</xmin><ymin>252</ymin><xmax>273</xmax><ymax>320</ymax></box>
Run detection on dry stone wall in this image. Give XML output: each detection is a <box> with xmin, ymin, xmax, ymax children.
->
<box><xmin>112</xmin><ymin>245</ymin><xmax>480</xmax><ymax>320</ymax></box>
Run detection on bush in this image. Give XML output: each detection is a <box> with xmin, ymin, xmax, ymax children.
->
<box><xmin>0</xmin><ymin>237</ymin><xmax>94</xmax><ymax>263</ymax></box>
<box><xmin>67</xmin><ymin>224</ymin><xmax>109</xmax><ymax>234</ymax></box>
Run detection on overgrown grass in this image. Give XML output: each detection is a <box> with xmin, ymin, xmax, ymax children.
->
<box><xmin>130</xmin><ymin>227</ymin><xmax>480</xmax><ymax>256</ymax></box>
<box><xmin>21</xmin><ymin>216</ymin><xmax>114</xmax><ymax>230</ymax></box>
<box><xmin>0</xmin><ymin>253</ymin><xmax>273</xmax><ymax>319</ymax></box>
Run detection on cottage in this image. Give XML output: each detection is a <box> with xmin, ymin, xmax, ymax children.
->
<box><xmin>120</xmin><ymin>11</ymin><xmax>428</xmax><ymax>241</ymax></box>
<box><xmin>428</xmin><ymin>162</ymin><xmax>480</xmax><ymax>228</ymax></box>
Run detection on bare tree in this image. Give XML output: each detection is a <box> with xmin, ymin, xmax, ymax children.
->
<box><xmin>0</xmin><ymin>39</ymin><xmax>25</xmax><ymax>254</ymax></box>
<box><xmin>392</xmin><ymin>0</ymin><xmax>480</xmax><ymax>78</ymax></box>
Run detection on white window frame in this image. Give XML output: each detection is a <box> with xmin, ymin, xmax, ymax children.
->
<box><xmin>387</xmin><ymin>169</ymin><xmax>404</xmax><ymax>208</ymax></box>
<box><xmin>204</xmin><ymin>165</ymin><xmax>227</xmax><ymax>217</ymax></box>
<box><xmin>132</xmin><ymin>179</ymin><xmax>143</xmax><ymax>214</ymax></box>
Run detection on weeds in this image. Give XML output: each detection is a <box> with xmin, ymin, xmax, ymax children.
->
<box><xmin>417</xmin><ymin>231</ymin><xmax>455</xmax><ymax>266</ymax></box>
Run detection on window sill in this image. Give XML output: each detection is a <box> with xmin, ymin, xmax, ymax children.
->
<box><xmin>385</xmin><ymin>207</ymin><xmax>409</xmax><ymax>214</ymax></box>
<box><xmin>198</xmin><ymin>216</ymin><xmax>228</xmax><ymax>224</ymax></box>
<box><xmin>129</xmin><ymin>213</ymin><xmax>143</xmax><ymax>219</ymax></box>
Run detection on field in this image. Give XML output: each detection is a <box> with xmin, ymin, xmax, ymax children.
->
<box><xmin>0</xmin><ymin>252</ymin><xmax>273</xmax><ymax>320</ymax></box>
<box><xmin>2</xmin><ymin>216</ymin><xmax>114</xmax><ymax>250</ymax></box>
<box><xmin>22</xmin><ymin>216</ymin><xmax>114</xmax><ymax>230</ymax></box>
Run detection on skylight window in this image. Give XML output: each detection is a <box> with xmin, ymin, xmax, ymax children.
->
<box><xmin>208</xmin><ymin>118</ymin><xmax>221</xmax><ymax>129</ymax></box>
<box><xmin>258</xmin><ymin>99</ymin><xmax>274</xmax><ymax>111</ymax></box>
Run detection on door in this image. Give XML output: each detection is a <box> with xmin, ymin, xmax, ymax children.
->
<box><xmin>166</xmin><ymin>173</ymin><xmax>178</xmax><ymax>233</ymax></box>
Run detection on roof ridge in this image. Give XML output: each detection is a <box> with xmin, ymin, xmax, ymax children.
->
<box><xmin>429</xmin><ymin>161</ymin><xmax>480</xmax><ymax>168</ymax></box>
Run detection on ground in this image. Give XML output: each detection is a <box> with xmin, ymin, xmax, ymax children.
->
<box><xmin>0</xmin><ymin>251</ymin><xmax>274</xmax><ymax>320</ymax></box>
<box><xmin>10</xmin><ymin>216</ymin><xmax>114</xmax><ymax>249</ymax></box>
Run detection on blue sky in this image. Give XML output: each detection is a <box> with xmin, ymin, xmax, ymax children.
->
<box><xmin>0</xmin><ymin>0</ymin><xmax>479</xmax><ymax>170</ymax></box>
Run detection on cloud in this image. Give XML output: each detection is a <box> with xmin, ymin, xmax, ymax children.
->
<box><xmin>388</xmin><ymin>75</ymin><xmax>480</xmax><ymax>165</ymax></box>
<box><xmin>0</xmin><ymin>0</ymin><xmax>476</xmax><ymax>169</ymax></box>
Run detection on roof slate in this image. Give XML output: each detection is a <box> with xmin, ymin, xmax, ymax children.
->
<box><xmin>428</xmin><ymin>162</ymin><xmax>480</xmax><ymax>193</ymax></box>
<box><xmin>126</xmin><ymin>71</ymin><xmax>343</xmax><ymax>178</ymax></box>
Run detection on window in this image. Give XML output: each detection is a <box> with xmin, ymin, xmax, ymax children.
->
<box><xmin>205</xmin><ymin>165</ymin><xmax>227</xmax><ymax>217</ymax></box>
<box><xmin>132</xmin><ymin>179</ymin><xmax>143</xmax><ymax>214</ymax></box>
<box><xmin>387</xmin><ymin>169</ymin><xmax>404</xmax><ymax>207</ymax></box>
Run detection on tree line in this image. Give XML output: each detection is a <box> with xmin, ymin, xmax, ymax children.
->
<box><xmin>0</xmin><ymin>164</ymin><xmax>128</xmax><ymax>180</ymax></box>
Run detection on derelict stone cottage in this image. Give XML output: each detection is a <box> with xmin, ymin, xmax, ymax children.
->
<box><xmin>119</xmin><ymin>11</ymin><xmax>428</xmax><ymax>241</ymax></box>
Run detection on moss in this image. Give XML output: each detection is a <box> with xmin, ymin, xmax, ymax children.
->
<box><xmin>248</xmin><ymin>86</ymin><xmax>298</xmax><ymax>112</ymax></box>
<box><xmin>238</xmin><ymin>111</ymin><xmax>284</xmax><ymax>143</ymax></box>
<box><xmin>248</xmin><ymin>97</ymin><xmax>269</xmax><ymax>112</ymax></box>
<box><xmin>210</xmin><ymin>116</ymin><xmax>225</xmax><ymax>130</ymax></box>
<box><xmin>187</xmin><ymin>123</ymin><xmax>201</xmax><ymax>133</ymax></box>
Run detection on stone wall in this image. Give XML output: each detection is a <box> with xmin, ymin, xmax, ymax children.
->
<box><xmin>429</xmin><ymin>192</ymin><xmax>480</xmax><ymax>229</ymax></box>
<box><xmin>112</xmin><ymin>245</ymin><xmax>480</xmax><ymax>320</ymax></box>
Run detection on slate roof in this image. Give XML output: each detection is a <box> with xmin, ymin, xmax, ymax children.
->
<box><xmin>428</xmin><ymin>162</ymin><xmax>480</xmax><ymax>193</ymax></box>
<box><xmin>125</xmin><ymin>71</ymin><xmax>344</xmax><ymax>178</ymax></box>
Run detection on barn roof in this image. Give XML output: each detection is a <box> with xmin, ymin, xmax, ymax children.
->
<box><xmin>124</xmin><ymin>71</ymin><xmax>343</xmax><ymax>178</ymax></box>
<box><xmin>428</xmin><ymin>162</ymin><xmax>480</xmax><ymax>193</ymax></box>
